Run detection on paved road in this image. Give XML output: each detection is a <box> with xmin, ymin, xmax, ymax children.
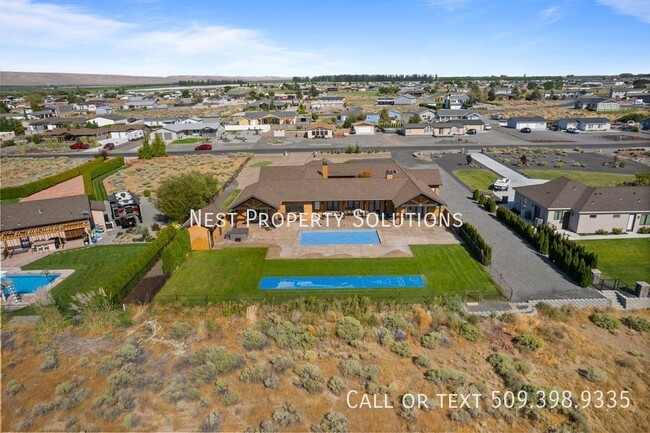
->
<box><xmin>437</xmin><ymin>168</ymin><xmax>604</xmax><ymax>302</ymax></box>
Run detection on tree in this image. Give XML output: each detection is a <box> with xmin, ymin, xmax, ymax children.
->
<box><xmin>408</xmin><ymin>113</ymin><xmax>421</xmax><ymax>124</ymax></box>
<box><xmin>25</xmin><ymin>92</ymin><xmax>45</xmax><ymax>111</ymax></box>
<box><xmin>311</xmin><ymin>112</ymin><xmax>319</xmax><ymax>121</ymax></box>
<box><xmin>309</xmin><ymin>85</ymin><xmax>318</xmax><ymax>98</ymax></box>
<box><xmin>156</xmin><ymin>172</ymin><xmax>219</xmax><ymax>223</ymax></box>
<box><xmin>543</xmin><ymin>81</ymin><xmax>554</xmax><ymax>90</ymax></box>
<box><xmin>487</xmin><ymin>89</ymin><xmax>496</xmax><ymax>101</ymax></box>
<box><xmin>0</xmin><ymin>117</ymin><xmax>25</xmax><ymax>135</ymax></box>
<box><xmin>181</xmin><ymin>89</ymin><xmax>191</xmax><ymax>98</ymax></box>
<box><xmin>343</xmin><ymin>117</ymin><xmax>352</xmax><ymax>128</ymax></box>
<box><xmin>527</xmin><ymin>81</ymin><xmax>537</xmax><ymax>90</ymax></box>
<box><xmin>468</xmin><ymin>83</ymin><xmax>484</xmax><ymax>104</ymax></box>
<box><xmin>379</xmin><ymin>108</ymin><xmax>389</xmax><ymax>123</ymax></box>
<box><xmin>151</xmin><ymin>134</ymin><xmax>167</xmax><ymax>157</ymax></box>
<box><xmin>0</xmin><ymin>101</ymin><xmax>8</xmax><ymax>113</ymax></box>
<box><xmin>137</xmin><ymin>135</ymin><xmax>153</xmax><ymax>159</ymax></box>
<box><xmin>520</xmin><ymin>154</ymin><xmax>528</xmax><ymax>166</ymax></box>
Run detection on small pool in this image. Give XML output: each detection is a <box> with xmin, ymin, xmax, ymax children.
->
<box><xmin>260</xmin><ymin>275</ymin><xmax>425</xmax><ymax>290</ymax></box>
<box><xmin>299</xmin><ymin>230</ymin><xmax>380</xmax><ymax>246</ymax></box>
<box><xmin>2</xmin><ymin>274</ymin><xmax>61</xmax><ymax>295</ymax></box>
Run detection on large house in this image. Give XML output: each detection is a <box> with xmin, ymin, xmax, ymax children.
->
<box><xmin>307</xmin><ymin>96</ymin><xmax>346</xmax><ymax>111</ymax></box>
<box><xmin>507</xmin><ymin>116</ymin><xmax>547</xmax><ymax>130</ymax></box>
<box><xmin>435</xmin><ymin>109</ymin><xmax>480</xmax><ymax>121</ymax></box>
<box><xmin>230</xmin><ymin>159</ymin><xmax>446</xmax><ymax>225</ymax></box>
<box><xmin>350</xmin><ymin>121</ymin><xmax>375</xmax><ymax>135</ymax></box>
<box><xmin>153</xmin><ymin>122</ymin><xmax>224</xmax><ymax>142</ymax></box>
<box><xmin>236</xmin><ymin>111</ymin><xmax>297</xmax><ymax>126</ymax></box>
<box><xmin>304</xmin><ymin>123</ymin><xmax>335</xmax><ymax>139</ymax></box>
<box><xmin>376</xmin><ymin>94</ymin><xmax>417</xmax><ymax>106</ymax></box>
<box><xmin>556</xmin><ymin>118</ymin><xmax>611</xmax><ymax>131</ymax></box>
<box><xmin>574</xmin><ymin>98</ymin><xmax>620</xmax><ymax>112</ymax></box>
<box><xmin>443</xmin><ymin>94</ymin><xmax>468</xmax><ymax>109</ymax></box>
<box><xmin>513</xmin><ymin>177</ymin><xmax>650</xmax><ymax>234</ymax></box>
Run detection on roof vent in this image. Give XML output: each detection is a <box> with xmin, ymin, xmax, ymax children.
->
<box><xmin>38</xmin><ymin>209</ymin><xmax>42</xmax><ymax>214</ymax></box>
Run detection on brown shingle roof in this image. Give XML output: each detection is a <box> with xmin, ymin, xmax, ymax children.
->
<box><xmin>307</xmin><ymin>122</ymin><xmax>335</xmax><ymax>131</ymax></box>
<box><xmin>1</xmin><ymin>195</ymin><xmax>93</xmax><ymax>232</ymax></box>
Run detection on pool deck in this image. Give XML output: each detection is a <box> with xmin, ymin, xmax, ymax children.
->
<box><xmin>218</xmin><ymin>219</ymin><xmax>460</xmax><ymax>259</ymax></box>
<box><xmin>1</xmin><ymin>268</ymin><xmax>75</xmax><ymax>311</ymax></box>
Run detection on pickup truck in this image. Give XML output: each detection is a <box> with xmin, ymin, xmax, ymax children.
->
<box><xmin>493</xmin><ymin>178</ymin><xmax>511</xmax><ymax>191</ymax></box>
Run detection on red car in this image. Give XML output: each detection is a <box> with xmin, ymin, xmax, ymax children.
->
<box><xmin>194</xmin><ymin>143</ymin><xmax>212</xmax><ymax>151</ymax></box>
<box><xmin>69</xmin><ymin>142</ymin><xmax>89</xmax><ymax>150</ymax></box>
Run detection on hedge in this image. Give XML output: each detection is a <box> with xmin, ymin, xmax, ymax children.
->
<box><xmin>161</xmin><ymin>229</ymin><xmax>191</xmax><ymax>275</ymax></box>
<box><xmin>496</xmin><ymin>206</ymin><xmax>597</xmax><ymax>287</ymax></box>
<box><xmin>0</xmin><ymin>156</ymin><xmax>124</xmax><ymax>200</ymax></box>
<box><xmin>84</xmin><ymin>157</ymin><xmax>124</xmax><ymax>200</ymax></box>
<box><xmin>457</xmin><ymin>222</ymin><xmax>492</xmax><ymax>265</ymax></box>
<box><xmin>106</xmin><ymin>225</ymin><xmax>178</xmax><ymax>305</ymax></box>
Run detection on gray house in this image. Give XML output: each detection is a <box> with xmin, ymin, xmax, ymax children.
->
<box><xmin>556</xmin><ymin>117</ymin><xmax>611</xmax><ymax>131</ymax></box>
<box><xmin>574</xmin><ymin>98</ymin><xmax>620</xmax><ymax>112</ymax></box>
<box><xmin>513</xmin><ymin>177</ymin><xmax>650</xmax><ymax>234</ymax></box>
<box><xmin>507</xmin><ymin>116</ymin><xmax>546</xmax><ymax>130</ymax></box>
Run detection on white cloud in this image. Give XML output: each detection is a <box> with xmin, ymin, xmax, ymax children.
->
<box><xmin>426</xmin><ymin>0</ymin><xmax>468</xmax><ymax>11</ymax></box>
<box><xmin>539</xmin><ymin>6</ymin><xmax>564</xmax><ymax>23</ymax></box>
<box><xmin>0</xmin><ymin>0</ymin><xmax>321</xmax><ymax>76</ymax></box>
<box><xmin>597</xmin><ymin>0</ymin><xmax>650</xmax><ymax>24</ymax></box>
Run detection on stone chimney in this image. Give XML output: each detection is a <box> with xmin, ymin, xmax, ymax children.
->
<box><xmin>322</xmin><ymin>159</ymin><xmax>328</xmax><ymax>179</ymax></box>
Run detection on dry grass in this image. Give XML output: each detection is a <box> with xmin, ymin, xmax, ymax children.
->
<box><xmin>490</xmin><ymin>99</ymin><xmax>650</xmax><ymax>122</ymax></box>
<box><xmin>2</xmin><ymin>305</ymin><xmax>648</xmax><ymax>432</ymax></box>
<box><xmin>0</xmin><ymin>157</ymin><xmax>85</xmax><ymax>187</ymax></box>
<box><xmin>104</xmin><ymin>153</ymin><xmax>251</xmax><ymax>196</ymax></box>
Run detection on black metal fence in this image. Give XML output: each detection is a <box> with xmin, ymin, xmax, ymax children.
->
<box><xmin>593</xmin><ymin>278</ymin><xmax>635</xmax><ymax>296</ymax></box>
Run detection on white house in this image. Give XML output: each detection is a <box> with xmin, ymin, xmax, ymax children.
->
<box><xmin>507</xmin><ymin>116</ymin><xmax>547</xmax><ymax>130</ymax></box>
<box><xmin>122</xmin><ymin>100</ymin><xmax>160</xmax><ymax>110</ymax></box>
<box><xmin>443</xmin><ymin>94</ymin><xmax>468</xmax><ymax>109</ymax></box>
<box><xmin>394</xmin><ymin>94</ymin><xmax>417</xmax><ymax>105</ymax></box>
<box><xmin>435</xmin><ymin>109</ymin><xmax>480</xmax><ymax>121</ymax></box>
<box><xmin>350</xmin><ymin>121</ymin><xmax>375</xmax><ymax>135</ymax></box>
<box><xmin>153</xmin><ymin>122</ymin><xmax>224</xmax><ymax>142</ymax></box>
<box><xmin>89</xmin><ymin>114</ymin><xmax>132</xmax><ymax>127</ymax></box>
<box><xmin>416</xmin><ymin>108</ymin><xmax>437</xmax><ymax>122</ymax></box>
<box><xmin>556</xmin><ymin>118</ymin><xmax>611</xmax><ymax>131</ymax></box>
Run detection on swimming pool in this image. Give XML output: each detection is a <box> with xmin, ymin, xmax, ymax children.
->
<box><xmin>299</xmin><ymin>230</ymin><xmax>380</xmax><ymax>246</ymax></box>
<box><xmin>2</xmin><ymin>274</ymin><xmax>61</xmax><ymax>295</ymax></box>
<box><xmin>259</xmin><ymin>275</ymin><xmax>425</xmax><ymax>290</ymax></box>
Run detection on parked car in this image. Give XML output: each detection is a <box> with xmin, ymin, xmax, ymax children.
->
<box><xmin>467</xmin><ymin>129</ymin><xmax>477</xmax><ymax>135</ymax></box>
<box><xmin>520</xmin><ymin>127</ymin><xmax>532</xmax><ymax>133</ymax></box>
<box><xmin>626</xmin><ymin>120</ymin><xmax>637</xmax><ymax>126</ymax></box>
<box><xmin>484</xmin><ymin>124</ymin><xmax>492</xmax><ymax>130</ymax></box>
<box><xmin>69</xmin><ymin>141</ymin><xmax>89</xmax><ymax>150</ymax></box>
<box><xmin>549</xmin><ymin>125</ymin><xmax>560</xmax><ymax>131</ymax></box>
<box><xmin>566</xmin><ymin>127</ymin><xmax>580</xmax><ymax>134</ymax></box>
<box><xmin>491</xmin><ymin>114</ymin><xmax>504</xmax><ymax>120</ymax></box>
<box><xmin>103</xmin><ymin>142</ymin><xmax>115</xmax><ymax>150</ymax></box>
<box><xmin>194</xmin><ymin>143</ymin><xmax>212</xmax><ymax>151</ymax></box>
<box><xmin>493</xmin><ymin>177</ymin><xmax>511</xmax><ymax>191</ymax></box>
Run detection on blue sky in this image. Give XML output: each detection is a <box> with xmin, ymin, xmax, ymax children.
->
<box><xmin>1</xmin><ymin>0</ymin><xmax>649</xmax><ymax>77</ymax></box>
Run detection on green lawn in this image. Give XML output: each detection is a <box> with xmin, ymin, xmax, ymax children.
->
<box><xmin>221</xmin><ymin>189</ymin><xmax>241</xmax><ymax>210</ymax></box>
<box><xmin>22</xmin><ymin>244</ymin><xmax>148</xmax><ymax>306</ymax></box>
<box><xmin>453</xmin><ymin>169</ymin><xmax>500</xmax><ymax>193</ymax></box>
<box><xmin>521</xmin><ymin>169</ymin><xmax>636</xmax><ymax>187</ymax></box>
<box><xmin>157</xmin><ymin>245</ymin><xmax>503</xmax><ymax>303</ymax></box>
<box><xmin>92</xmin><ymin>166</ymin><xmax>123</xmax><ymax>201</ymax></box>
<box><xmin>170</xmin><ymin>137</ymin><xmax>205</xmax><ymax>144</ymax></box>
<box><xmin>249</xmin><ymin>160</ymin><xmax>273</xmax><ymax>167</ymax></box>
<box><xmin>577</xmin><ymin>238</ymin><xmax>650</xmax><ymax>284</ymax></box>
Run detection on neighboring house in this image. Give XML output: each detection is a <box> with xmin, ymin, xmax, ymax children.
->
<box><xmin>402</xmin><ymin>123</ymin><xmax>434</xmax><ymax>136</ymax></box>
<box><xmin>350</xmin><ymin>121</ymin><xmax>375</xmax><ymax>135</ymax></box>
<box><xmin>75</xmin><ymin>100</ymin><xmax>108</xmax><ymax>111</ymax></box>
<box><xmin>308</xmin><ymin>96</ymin><xmax>346</xmax><ymax>111</ymax></box>
<box><xmin>394</xmin><ymin>94</ymin><xmax>417</xmax><ymax>105</ymax></box>
<box><xmin>229</xmin><ymin>159</ymin><xmax>446</xmax><ymax>227</ymax></box>
<box><xmin>417</xmin><ymin>108</ymin><xmax>437</xmax><ymax>122</ymax></box>
<box><xmin>513</xmin><ymin>177</ymin><xmax>650</xmax><ymax>234</ymax></box>
<box><xmin>153</xmin><ymin>122</ymin><xmax>224</xmax><ymax>142</ymax></box>
<box><xmin>122</xmin><ymin>100</ymin><xmax>160</xmax><ymax>110</ymax></box>
<box><xmin>493</xmin><ymin>88</ymin><xmax>515</xmax><ymax>99</ymax></box>
<box><xmin>27</xmin><ymin>117</ymin><xmax>82</xmax><ymax>134</ymax></box>
<box><xmin>365</xmin><ymin>112</ymin><xmax>380</xmax><ymax>123</ymax></box>
<box><xmin>0</xmin><ymin>195</ymin><xmax>97</xmax><ymax>253</ymax></box>
<box><xmin>337</xmin><ymin>107</ymin><xmax>364</xmax><ymax>124</ymax></box>
<box><xmin>236</xmin><ymin>111</ymin><xmax>297</xmax><ymax>126</ymax></box>
<box><xmin>507</xmin><ymin>116</ymin><xmax>547</xmax><ymax>130</ymax></box>
<box><xmin>26</xmin><ymin>109</ymin><xmax>56</xmax><ymax>120</ymax></box>
<box><xmin>95</xmin><ymin>106</ymin><xmax>113</xmax><ymax>115</ymax></box>
<box><xmin>141</xmin><ymin>118</ymin><xmax>180</xmax><ymax>127</ymax></box>
<box><xmin>435</xmin><ymin>109</ymin><xmax>480</xmax><ymax>121</ymax></box>
<box><xmin>89</xmin><ymin>114</ymin><xmax>133</xmax><ymax>127</ymax></box>
<box><xmin>609</xmin><ymin>87</ymin><xmax>629</xmax><ymax>99</ymax></box>
<box><xmin>574</xmin><ymin>98</ymin><xmax>620</xmax><ymax>111</ymax></box>
<box><xmin>387</xmin><ymin>109</ymin><xmax>402</xmax><ymax>121</ymax></box>
<box><xmin>641</xmin><ymin>118</ymin><xmax>650</xmax><ymax>130</ymax></box>
<box><xmin>43</xmin><ymin>103</ymin><xmax>73</xmax><ymax>116</ymax></box>
<box><xmin>458</xmin><ymin>119</ymin><xmax>486</xmax><ymax>132</ymax></box>
<box><xmin>443</xmin><ymin>94</ymin><xmax>468</xmax><ymax>109</ymax></box>
<box><xmin>305</xmin><ymin>122</ymin><xmax>335</xmax><ymax>139</ymax></box>
<box><xmin>377</xmin><ymin>96</ymin><xmax>396</xmax><ymax>106</ymax></box>
<box><xmin>429</xmin><ymin>122</ymin><xmax>464</xmax><ymax>136</ymax></box>
<box><xmin>0</xmin><ymin>131</ymin><xmax>16</xmax><ymax>142</ymax></box>
<box><xmin>107</xmin><ymin>124</ymin><xmax>149</xmax><ymax>141</ymax></box>
<box><xmin>556</xmin><ymin>118</ymin><xmax>611</xmax><ymax>131</ymax></box>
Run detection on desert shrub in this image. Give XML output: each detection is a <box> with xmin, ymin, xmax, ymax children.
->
<box><xmin>40</xmin><ymin>350</ymin><xmax>59</xmax><ymax>371</ymax></box>
<box><xmin>201</xmin><ymin>412</ymin><xmax>223</xmax><ymax>432</ymax></box>
<box><xmin>239</xmin><ymin>364</ymin><xmax>266</xmax><ymax>384</ymax></box>
<box><xmin>192</xmin><ymin>347</ymin><xmax>244</xmax><ymax>383</ymax></box>
<box><xmin>536</xmin><ymin>302</ymin><xmax>573</xmax><ymax>321</ymax></box>
<box><xmin>143</xmin><ymin>189</ymin><xmax>151</xmax><ymax>198</ymax></box>
<box><xmin>390</xmin><ymin>341</ymin><xmax>412</xmax><ymax>358</ymax></box>
<box><xmin>7</xmin><ymin>379</ymin><xmax>24</xmax><ymax>395</ymax></box>
<box><xmin>424</xmin><ymin>368</ymin><xmax>468</xmax><ymax>386</ymax></box>
<box><xmin>114</xmin><ymin>342</ymin><xmax>144</xmax><ymax>366</ymax></box>
<box><xmin>293</xmin><ymin>364</ymin><xmax>325</xmax><ymax>393</ymax></box>
<box><xmin>420</xmin><ymin>332</ymin><xmax>441</xmax><ymax>349</ymax></box>
<box><xmin>108</xmin><ymin>364</ymin><xmax>143</xmax><ymax>389</ymax></box>
<box><xmin>459</xmin><ymin>323</ymin><xmax>482</xmax><ymax>342</ymax></box>
<box><xmin>336</xmin><ymin>316</ymin><xmax>364</xmax><ymax>343</ymax></box>
<box><xmin>214</xmin><ymin>381</ymin><xmax>239</xmax><ymax>405</ymax></box>
<box><xmin>595</xmin><ymin>229</ymin><xmax>608</xmax><ymax>235</ymax></box>
<box><xmin>373</xmin><ymin>327</ymin><xmax>395</xmax><ymax>346</ymax></box>
<box><xmin>162</xmin><ymin>376</ymin><xmax>200</xmax><ymax>403</ymax></box>
<box><xmin>272</xmin><ymin>403</ymin><xmax>301</xmax><ymax>427</ymax></box>
<box><xmin>170</xmin><ymin>321</ymin><xmax>192</xmax><ymax>340</ymax></box>
<box><xmin>472</xmin><ymin>189</ymin><xmax>480</xmax><ymax>201</ymax></box>
<box><xmin>383</xmin><ymin>313</ymin><xmax>414</xmax><ymax>335</ymax></box>
<box><xmin>486</xmin><ymin>353</ymin><xmax>524</xmax><ymax>390</ymax></box>
<box><xmin>32</xmin><ymin>402</ymin><xmax>56</xmax><ymax>417</ymax></box>
<box><xmin>124</xmin><ymin>413</ymin><xmax>141</xmax><ymax>429</ymax></box>
<box><xmin>590</xmin><ymin>312</ymin><xmax>620</xmax><ymax>331</ymax></box>
<box><xmin>93</xmin><ymin>389</ymin><xmax>135</xmax><ymax>421</ymax></box>
<box><xmin>263</xmin><ymin>374</ymin><xmax>280</xmax><ymax>389</ymax></box>
<box><xmin>338</xmin><ymin>359</ymin><xmax>380</xmax><ymax>382</ymax></box>
<box><xmin>623</xmin><ymin>315</ymin><xmax>650</xmax><ymax>332</ymax></box>
<box><xmin>513</xmin><ymin>334</ymin><xmax>543</xmax><ymax>352</ymax></box>
<box><xmin>260</xmin><ymin>319</ymin><xmax>316</xmax><ymax>350</ymax></box>
<box><xmin>579</xmin><ymin>367</ymin><xmax>608</xmax><ymax>382</ymax></box>
<box><xmin>328</xmin><ymin>376</ymin><xmax>347</xmax><ymax>395</ymax></box>
<box><xmin>76</xmin><ymin>356</ymin><xmax>89</xmax><ymax>367</ymax></box>
<box><xmin>413</xmin><ymin>355</ymin><xmax>432</xmax><ymax>368</ymax></box>
<box><xmin>311</xmin><ymin>411</ymin><xmax>349</xmax><ymax>433</ymax></box>
<box><xmin>269</xmin><ymin>355</ymin><xmax>294</xmax><ymax>374</ymax></box>
<box><xmin>99</xmin><ymin>355</ymin><xmax>117</xmax><ymax>373</ymax></box>
<box><xmin>241</xmin><ymin>328</ymin><xmax>269</xmax><ymax>351</ymax></box>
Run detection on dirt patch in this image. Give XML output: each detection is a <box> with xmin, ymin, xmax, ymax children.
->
<box><xmin>19</xmin><ymin>175</ymin><xmax>85</xmax><ymax>202</ymax></box>
<box><xmin>0</xmin><ymin>157</ymin><xmax>85</xmax><ymax>187</ymax></box>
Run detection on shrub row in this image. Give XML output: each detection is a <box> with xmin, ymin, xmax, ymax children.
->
<box><xmin>0</xmin><ymin>157</ymin><xmax>108</xmax><ymax>200</ymax></box>
<box><xmin>457</xmin><ymin>222</ymin><xmax>492</xmax><ymax>265</ymax></box>
<box><xmin>106</xmin><ymin>225</ymin><xmax>177</xmax><ymax>304</ymax></box>
<box><xmin>496</xmin><ymin>207</ymin><xmax>597</xmax><ymax>287</ymax></box>
<box><xmin>473</xmin><ymin>190</ymin><xmax>497</xmax><ymax>213</ymax></box>
<box><xmin>84</xmin><ymin>157</ymin><xmax>125</xmax><ymax>201</ymax></box>
<box><xmin>161</xmin><ymin>229</ymin><xmax>190</xmax><ymax>275</ymax></box>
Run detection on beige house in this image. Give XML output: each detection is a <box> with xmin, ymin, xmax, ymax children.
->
<box><xmin>350</xmin><ymin>121</ymin><xmax>375</xmax><ymax>135</ymax></box>
<box><xmin>513</xmin><ymin>177</ymin><xmax>650</xmax><ymax>234</ymax></box>
<box><xmin>305</xmin><ymin>123</ymin><xmax>335</xmax><ymax>138</ymax></box>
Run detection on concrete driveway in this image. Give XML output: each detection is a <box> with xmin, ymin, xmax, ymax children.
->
<box><xmin>469</xmin><ymin>152</ymin><xmax>547</xmax><ymax>198</ymax></box>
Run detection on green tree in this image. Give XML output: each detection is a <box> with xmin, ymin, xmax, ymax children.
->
<box><xmin>543</xmin><ymin>81</ymin><xmax>554</xmax><ymax>90</ymax></box>
<box><xmin>630</xmin><ymin>172</ymin><xmax>650</xmax><ymax>186</ymax></box>
<box><xmin>156</xmin><ymin>172</ymin><xmax>219</xmax><ymax>223</ymax></box>
<box><xmin>468</xmin><ymin>83</ymin><xmax>484</xmax><ymax>104</ymax></box>
<box><xmin>181</xmin><ymin>89</ymin><xmax>190</xmax><ymax>98</ymax></box>
<box><xmin>343</xmin><ymin>117</ymin><xmax>352</xmax><ymax>128</ymax></box>
<box><xmin>25</xmin><ymin>92</ymin><xmax>45</xmax><ymax>111</ymax></box>
<box><xmin>151</xmin><ymin>134</ymin><xmax>167</xmax><ymax>157</ymax></box>
<box><xmin>137</xmin><ymin>135</ymin><xmax>153</xmax><ymax>159</ymax></box>
<box><xmin>408</xmin><ymin>113</ymin><xmax>422</xmax><ymax>124</ymax></box>
<box><xmin>311</xmin><ymin>112</ymin><xmax>319</xmax><ymax>121</ymax></box>
<box><xmin>309</xmin><ymin>85</ymin><xmax>318</xmax><ymax>98</ymax></box>
<box><xmin>379</xmin><ymin>108</ymin><xmax>389</xmax><ymax>123</ymax></box>
<box><xmin>0</xmin><ymin>101</ymin><xmax>10</xmax><ymax>113</ymax></box>
<box><xmin>0</xmin><ymin>117</ymin><xmax>25</xmax><ymax>135</ymax></box>
<box><xmin>487</xmin><ymin>89</ymin><xmax>496</xmax><ymax>101</ymax></box>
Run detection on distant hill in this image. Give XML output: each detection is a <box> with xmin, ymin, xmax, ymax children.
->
<box><xmin>0</xmin><ymin>71</ymin><xmax>289</xmax><ymax>86</ymax></box>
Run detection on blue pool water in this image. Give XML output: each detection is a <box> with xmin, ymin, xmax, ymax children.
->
<box><xmin>2</xmin><ymin>274</ymin><xmax>61</xmax><ymax>295</ymax></box>
<box><xmin>259</xmin><ymin>275</ymin><xmax>425</xmax><ymax>290</ymax></box>
<box><xmin>299</xmin><ymin>230</ymin><xmax>380</xmax><ymax>246</ymax></box>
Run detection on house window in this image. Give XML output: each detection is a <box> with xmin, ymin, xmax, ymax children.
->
<box><xmin>326</xmin><ymin>201</ymin><xmax>338</xmax><ymax>211</ymax></box>
<box><xmin>313</xmin><ymin>201</ymin><xmax>321</xmax><ymax>211</ymax></box>
<box><xmin>286</xmin><ymin>204</ymin><xmax>304</xmax><ymax>213</ymax></box>
<box><xmin>590</xmin><ymin>215</ymin><xmax>597</xmax><ymax>219</ymax></box>
<box><xmin>613</xmin><ymin>214</ymin><xmax>621</xmax><ymax>218</ymax></box>
<box><xmin>641</xmin><ymin>214</ymin><xmax>650</xmax><ymax>225</ymax></box>
<box><xmin>553</xmin><ymin>211</ymin><xmax>564</xmax><ymax>220</ymax></box>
